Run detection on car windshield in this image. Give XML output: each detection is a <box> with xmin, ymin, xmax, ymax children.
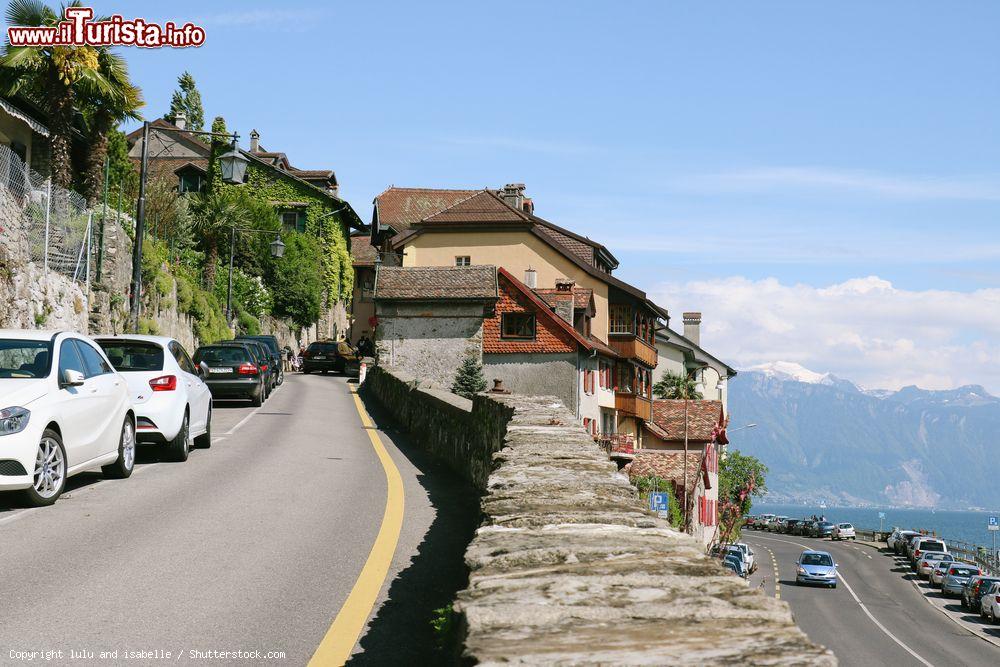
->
<box><xmin>308</xmin><ymin>343</ymin><xmax>338</xmax><ymax>354</ymax></box>
<box><xmin>819</xmin><ymin>523</ymin><xmax>834</xmax><ymax>529</ymax></box>
<box><xmin>950</xmin><ymin>567</ymin><xmax>977</xmax><ymax>577</ymax></box>
<box><xmin>96</xmin><ymin>340</ymin><xmax>164</xmax><ymax>371</ymax></box>
<box><xmin>923</xmin><ymin>553</ymin><xmax>952</xmax><ymax>562</ymax></box>
<box><xmin>801</xmin><ymin>553</ymin><xmax>834</xmax><ymax>566</ymax></box>
<box><xmin>194</xmin><ymin>347</ymin><xmax>249</xmax><ymax>365</ymax></box>
<box><xmin>921</xmin><ymin>541</ymin><xmax>945</xmax><ymax>551</ymax></box>
<box><xmin>839</xmin><ymin>524</ymin><xmax>852</xmax><ymax>529</ymax></box>
<box><xmin>0</xmin><ymin>338</ymin><xmax>52</xmax><ymax>378</ymax></box>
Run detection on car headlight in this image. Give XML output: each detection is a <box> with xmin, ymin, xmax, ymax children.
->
<box><xmin>0</xmin><ymin>406</ymin><xmax>30</xmax><ymax>436</ymax></box>
<box><xmin>797</xmin><ymin>567</ymin><xmax>807</xmax><ymax>575</ymax></box>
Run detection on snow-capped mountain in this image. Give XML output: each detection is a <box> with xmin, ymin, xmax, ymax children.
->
<box><xmin>744</xmin><ymin>361</ymin><xmax>859</xmax><ymax>392</ymax></box>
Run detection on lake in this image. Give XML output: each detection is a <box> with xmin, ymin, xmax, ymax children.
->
<box><xmin>753</xmin><ymin>503</ymin><xmax>1000</xmax><ymax>549</ymax></box>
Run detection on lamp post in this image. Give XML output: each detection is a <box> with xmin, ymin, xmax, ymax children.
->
<box><xmin>224</xmin><ymin>227</ymin><xmax>285</xmax><ymax>323</ymax></box>
<box><xmin>129</xmin><ymin>120</ymin><xmax>250</xmax><ymax>331</ymax></box>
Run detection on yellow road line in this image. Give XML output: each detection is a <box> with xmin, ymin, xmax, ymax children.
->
<box><xmin>309</xmin><ymin>389</ymin><xmax>405</xmax><ymax>666</ymax></box>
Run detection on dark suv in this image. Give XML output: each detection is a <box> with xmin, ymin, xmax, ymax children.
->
<box><xmin>235</xmin><ymin>335</ymin><xmax>283</xmax><ymax>386</ymax></box>
<box><xmin>193</xmin><ymin>343</ymin><xmax>266</xmax><ymax>406</ymax></box>
<box><xmin>217</xmin><ymin>341</ymin><xmax>273</xmax><ymax>396</ymax></box>
<box><xmin>302</xmin><ymin>340</ymin><xmax>358</xmax><ymax>375</ymax></box>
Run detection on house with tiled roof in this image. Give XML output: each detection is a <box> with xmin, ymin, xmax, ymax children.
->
<box><xmin>371</xmin><ymin>182</ymin><xmax>665</xmax><ymax>442</ymax></box>
<box><xmin>654</xmin><ymin>312</ymin><xmax>738</xmax><ymax>413</ymax></box>
<box><xmin>349</xmin><ymin>230</ymin><xmax>378</xmax><ymax>343</ymax></box>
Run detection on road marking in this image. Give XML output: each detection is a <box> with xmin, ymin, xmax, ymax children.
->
<box><xmin>0</xmin><ymin>506</ymin><xmax>42</xmax><ymax>526</ymax></box>
<box><xmin>309</xmin><ymin>387</ymin><xmax>405</xmax><ymax>666</ymax></box>
<box><xmin>746</xmin><ymin>533</ymin><xmax>936</xmax><ymax>667</ymax></box>
<box><xmin>222</xmin><ymin>406</ymin><xmax>263</xmax><ymax>436</ymax></box>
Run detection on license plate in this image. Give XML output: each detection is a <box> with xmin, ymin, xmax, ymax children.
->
<box><xmin>313</xmin><ymin>355</ymin><xmax>326</xmax><ymax>360</ymax></box>
<box><xmin>209</xmin><ymin>367</ymin><xmax>232</xmax><ymax>374</ymax></box>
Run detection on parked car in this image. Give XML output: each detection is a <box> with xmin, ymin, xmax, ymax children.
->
<box><xmin>723</xmin><ymin>546</ymin><xmax>749</xmax><ymax>576</ymax></box>
<box><xmin>930</xmin><ymin>560</ymin><xmax>953</xmax><ymax>587</ymax></box>
<box><xmin>193</xmin><ymin>343</ymin><xmax>267</xmax><ymax>406</ymax></box>
<box><xmin>0</xmin><ymin>330</ymin><xmax>136</xmax><ymax>506</ymax></box>
<box><xmin>965</xmin><ymin>576</ymin><xmax>1000</xmax><ymax>612</ymax></box>
<box><xmin>941</xmin><ymin>564</ymin><xmax>981</xmax><ymax>597</ymax></box>
<box><xmin>223</xmin><ymin>340</ymin><xmax>274</xmax><ymax>396</ymax></box>
<box><xmin>302</xmin><ymin>340</ymin><xmax>358</xmax><ymax>375</ymax></box>
<box><xmin>910</xmin><ymin>537</ymin><xmax>948</xmax><ymax>567</ymax></box>
<box><xmin>980</xmin><ymin>581</ymin><xmax>1000</xmax><ymax>623</ymax></box>
<box><xmin>832</xmin><ymin>523</ymin><xmax>856</xmax><ymax>541</ymax></box>
<box><xmin>732</xmin><ymin>543</ymin><xmax>756</xmax><ymax>572</ymax></box>
<box><xmin>888</xmin><ymin>529</ymin><xmax>921</xmax><ymax>555</ymax></box>
<box><xmin>796</xmin><ymin>550</ymin><xmax>838</xmax><ymax>588</ymax></box>
<box><xmin>784</xmin><ymin>519</ymin><xmax>803</xmax><ymax>535</ymax></box>
<box><xmin>768</xmin><ymin>516</ymin><xmax>788</xmax><ymax>532</ymax></box>
<box><xmin>811</xmin><ymin>521</ymin><xmax>835</xmax><ymax>538</ymax></box>
<box><xmin>723</xmin><ymin>554</ymin><xmax>747</xmax><ymax>578</ymax></box>
<box><xmin>754</xmin><ymin>514</ymin><xmax>774</xmax><ymax>529</ymax></box>
<box><xmin>916</xmin><ymin>552</ymin><xmax>954</xmax><ymax>579</ymax></box>
<box><xmin>235</xmin><ymin>335</ymin><xmax>283</xmax><ymax>387</ymax></box>
<box><xmin>95</xmin><ymin>335</ymin><xmax>212</xmax><ymax>462</ymax></box>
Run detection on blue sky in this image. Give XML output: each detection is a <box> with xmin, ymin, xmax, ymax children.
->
<box><xmin>23</xmin><ymin>1</ymin><xmax>1000</xmax><ymax>389</ymax></box>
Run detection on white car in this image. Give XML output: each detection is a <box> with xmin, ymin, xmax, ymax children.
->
<box><xmin>981</xmin><ymin>581</ymin><xmax>1000</xmax><ymax>623</ymax></box>
<box><xmin>733</xmin><ymin>543</ymin><xmax>755</xmax><ymax>571</ymax></box>
<box><xmin>832</xmin><ymin>523</ymin><xmax>856</xmax><ymax>540</ymax></box>
<box><xmin>0</xmin><ymin>330</ymin><xmax>135</xmax><ymax>506</ymax></box>
<box><xmin>916</xmin><ymin>552</ymin><xmax>954</xmax><ymax>579</ymax></box>
<box><xmin>95</xmin><ymin>335</ymin><xmax>212</xmax><ymax>462</ymax></box>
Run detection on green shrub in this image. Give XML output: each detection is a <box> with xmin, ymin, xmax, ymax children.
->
<box><xmin>154</xmin><ymin>271</ymin><xmax>173</xmax><ymax>297</ymax></box>
<box><xmin>452</xmin><ymin>356</ymin><xmax>486</xmax><ymax>399</ymax></box>
<box><xmin>138</xmin><ymin>318</ymin><xmax>160</xmax><ymax>335</ymax></box>
<box><xmin>270</xmin><ymin>233</ymin><xmax>324</xmax><ymax>328</ymax></box>
<box><xmin>236</xmin><ymin>310</ymin><xmax>260</xmax><ymax>336</ymax></box>
<box><xmin>175</xmin><ymin>274</ymin><xmax>194</xmax><ymax>313</ymax></box>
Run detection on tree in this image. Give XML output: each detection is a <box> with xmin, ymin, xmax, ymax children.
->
<box><xmin>105</xmin><ymin>128</ymin><xmax>138</xmax><ymax>210</ymax></box>
<box><xmin>714</xmin><ymin>449</ymin><xmax>769</xmax><ymax>546</ymax></box>
<box><xmin>188</xmin><ymin>187</ymin><xmax>250</xmax><ymax>288</ymax></box>
<box><xmin>653</xmin><ymin>371</ymin><xmax>703</xmax><ymax>400</ymax></box>
<box><xmin>0</xmin><ymin>1</ymin><xmax>142</xmax><ymax>192</ymax></box>
<box><xmin>270</xmin><ymin>233</ymin><xmax>323</xmax><ymax>328</ymax></box>
<box><xmin>165</xmin><ymin>71</ymin><xmax>204</xmax><ymax>131</ymax></box>
<box><xmin>452</xmin><ymin>356</ymin><xmax>486</xmax><ymax>399</ymax></box>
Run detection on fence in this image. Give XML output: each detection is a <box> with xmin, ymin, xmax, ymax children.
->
<box><xmin>856</xmin><ymin>528</ymin><xmax>999</xmax><ymax>576</ymax></box>
<box><xmin>0</xmin><ymin>142</ymin><xmax>95</xmax><ymax>287</ymax></box>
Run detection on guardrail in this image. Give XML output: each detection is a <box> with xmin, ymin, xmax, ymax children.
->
<box><xmin>856</xmin><ymin>529</ymin><xmax>998</xmax><ymax>575</ymax></box>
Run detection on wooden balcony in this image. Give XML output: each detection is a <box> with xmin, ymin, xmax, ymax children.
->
<box><xmin>608</xmin><ymin>335</ymin><xmax>658</xmax><ymax>367</ymax></box>
<box><xmin>615</xmin><ymin>392</ymin><xmax>652</xmax><ymax>421</ymax></box>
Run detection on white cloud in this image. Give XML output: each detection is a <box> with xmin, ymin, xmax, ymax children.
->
<box><xmin>674</xmin><ymin>166</ymin><xmax>1000</xmax><ymax>201</ymax></box>
<box><xmin>653</xmin><ymin>275</ymin><xmax>1000</xmax><ymax>392</ymax></box>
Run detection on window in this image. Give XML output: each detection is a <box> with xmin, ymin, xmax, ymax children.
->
<box><xmin>178</xmin><ymin>171</ymin><xmax>206</xmax><ymax>194</ymax></box>
<box><xmin>501</xmin><ymin>313</ymin><xmax>535</xmax><ymax>339</ymax></box>
<box><xmin>75</xmin><ymin>340</ymin><xmax>113</xmax><ymax>377</ymax></box>
<box><xmin>455</xmin><ymin>256</ymin><xmax>471</xmax><ymax>267</ymax></box>
<box><xmin>281</xmin><ymin>211</ymin><xmax>300</xmax><ymax>232</ymax></box>
<box><xmin>57</xmin><ymin>340</ymin><xmax>85</xmax><ymax>380</ymax></box>
<box><xmin>169</xmin><ymin>342</ymin><xmax>197</xmax><ymax>375</ymax></box>
<box><xmin>0</xmin><ymin>339</ymin><xmax>51</xmax><ymax>379</ymax></box>
<box><xmin>609</xmin><ymin>304</ymin><xmax>633</xmax><ymax>335</ymax></box>
<box><xmin>96</xmin><ymin>340</ymin><xmax>164</xmax><ymax>371</ymax></box>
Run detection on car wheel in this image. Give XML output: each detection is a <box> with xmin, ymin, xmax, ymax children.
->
<box><xmin>102</xmin><ymin>417</ymin><xmax>136</xmax><ymax>479</ymax></box>
<box><xmin>168</xmin><ymin>412</ymin><xmax>190</xmax><ymax>462</ymax></box>
<box><xmin>831</xmin><ymin>583</ymin><xmax>837</xmax><ymax>589</ymax></box>
<box><xmin>194</xmin><ymin>408</ymin><xmax>212</xmax><ymax>449</ymax></box>
<box><xmin>20</xmin><ymin>429</ymin><xmax>67</xmax><ymax>507</ymax></box>
<box><xmin>251</xmin><ymin>386</ymin><xmax>263</xmax><ymax>407</ymax></box>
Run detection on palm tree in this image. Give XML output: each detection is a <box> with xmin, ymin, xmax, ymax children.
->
<box><xmin>0</xmin><ymin>0</ymin><xmax>143</xmax><ymax>193</ymax></box>
<box><xmin>653</xmin><ymin>371</ymin><xmax>703</xmax><ymax>400</ymax></box>
<box><xmin>188</xmin><ymin>188</ymin><xmax>251</xmax><ymax>288</ymax></box>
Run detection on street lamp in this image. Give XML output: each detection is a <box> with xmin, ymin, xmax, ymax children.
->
<box><xmin>225</xmin><ymin>227</ymin><xmax>287</xmax><ymax>323</ymax></box>
<box><xmin>130</xmin><ymin>120</ymin><xmax>247</xmax><ymax>331</ymax></box>
<box><xmin>269</xmin><ymin>234</ymin><xmax>286</xmax><ymax>259</ymax></box>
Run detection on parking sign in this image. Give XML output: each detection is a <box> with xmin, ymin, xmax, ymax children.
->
<box><xmin>649</xmin><ymin>492</ymin><xmax>670</xmax><ymax>512</ymax></box>
<box><xmin>989</xmin><ymin>516</ymin><xmax>999</xmax><ymax>531</ymax></box>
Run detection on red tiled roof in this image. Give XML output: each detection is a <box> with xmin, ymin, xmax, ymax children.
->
<box><xmin>350</xmin><ymin>232</ymin><xmax>377</xmax><ymax>266</ymax></box>
<box><xmin>374</xmin><ymin>265</ymin><xmax>497</xmax><ymax>300</ymax></box>
<box><xmin>587</xmin><ymin>335</ymin><xmax>619</xmax><ymax>359</ymax></box>
<box><xmin>649</xmin><ymin>400</ymin><xmax>725</xmax><ymax>442</ymax></box>
<box><xmin>625</xmin><ymin>451</ymin><xmax>704</xmax><ymax>488</ymax></box>
<box><xmin>376</xmin><ymin>187</ymin><xmax>480</xmax><ymax>231</ymax></box>
<box><xmin>421</xmin><ymin>190</ymin><xmax>530</xmax><ymax>225</ymax></box>
<box><xmin>533</xmin><ymin>287</ymin><xmax>595</xmax><ymax>313</ymax></box>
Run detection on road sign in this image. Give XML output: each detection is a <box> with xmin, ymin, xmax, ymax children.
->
<box><xmin>989</xmin><ymin>516</ymin><xmax>999</xmax><ymax>531</ymax></box>
<box><xmin>878</xmin><ymin>512</ymin><xmax>886</xmax><ymax>519</ymax></box>
<box><xmin>649</xmin><ymin>492</ymin><xmax>670</xmax><ymax>512</ymax></box>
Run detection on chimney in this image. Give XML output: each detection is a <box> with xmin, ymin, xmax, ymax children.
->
<box><xmin>523</xmin><ymin>268</ymin><xmax>537</xmax><ymax>288</ymax></box>
<box><xmin>249</xmin><ymin>129</ymin><xmax>260</xmax><ymax>153</ymax></box>
<box><xmin>683</xmin><ymin>312</ymin><xmax>702</xmax><ymax>346</ymax></box>
<box><xmin>174</xmin><ymin>111</ymin><xmax>186</xmax><ymax>130</ymax></box>
<box><xmin>555</xmin><ymin>278</ymin><xmax>575</xmax><ymax>292</ymax></box>
<box><xmin>499</xmin><ymin>183</ymin><xmax>526</xmax><ymax>211</ymax></box>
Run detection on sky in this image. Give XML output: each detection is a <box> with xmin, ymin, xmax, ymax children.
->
<box><xmin>25</xmin><ymin>1</ymin><xmax>1000</xmax><ymax>391</ymax></box>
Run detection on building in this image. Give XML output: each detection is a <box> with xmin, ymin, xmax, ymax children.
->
<box><xmin>372</xmin><ymin>265</ymin><xmax>498</xmax><ymax>389</ymax></box>
<box><xmin>654</xmin><ymin>311</ymin><xmax>737</xmax><ymax>408</ymax></box>
<box><xmin>369</xmin><ymin>184</ymin><xmax>666</xmax><ymax>442</ymax></box>
<box><xmin>349</xmin><ymin>230</ymin><xmax>377</xmax><ymax>345</ymax></box>
<box><xmin>0</xmin><ymin>97</ymin><xmax>52</xmax><ymax>176</ymax></box>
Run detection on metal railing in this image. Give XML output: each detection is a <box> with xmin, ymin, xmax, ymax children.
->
<box><xmin>856</xmin><ymin>529</ymin><xmax>998</xmax><ymax>576</ymax></box>
<box><xmin>597</xmin><ymin>433</ymin><xmax>635</xmax><ymax>455</ymax></box>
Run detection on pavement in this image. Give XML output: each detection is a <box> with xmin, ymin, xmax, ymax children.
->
<box><xmin>744</xmin><ymin>529</ymin><xmax>1000</xmax><ymax>667</ymax></box>
<box><xmin>0</xmin><ymin>373</ymin><xmax>477</xmax><ymax>665</ymax></box>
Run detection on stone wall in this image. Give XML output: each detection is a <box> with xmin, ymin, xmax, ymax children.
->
<box><xmin>361</xmin><ymin>366</ymin><xmax>835</xmax><ymax>665</ymax></box>
<box><xmin>483</xmin><ymin>352</ymin><xmax>579</xmax><ymax>417</ymax></box>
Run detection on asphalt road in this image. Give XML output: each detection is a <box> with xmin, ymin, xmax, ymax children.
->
<box><xmin>743</xmin><ymin>529</ymin><xmax>1000</xmax><ymax>666</ymax></box>
<box><xmin>0</xmin><ymin>373</ymin><xmax>476</xmax><ymax>665</ymax></box>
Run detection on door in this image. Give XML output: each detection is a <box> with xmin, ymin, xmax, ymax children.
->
<box><xmin>74</xmin><ymin>339</ymin><xmax>124</xmax><ymax>461</ymax></box>
<box><xmin>171</xmin><ymin>341</ymin><xmax>211</xmax><ymax>433</ymax></box>
<box><xmin>54</xmin><ymin>339</ymin><xmax>102</xmax><ymax>467</ymax></box>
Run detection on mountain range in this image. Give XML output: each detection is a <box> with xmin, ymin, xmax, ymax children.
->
<box><xmin>729</xmin><ymin>362</ymin><xmax>1000</xmax><ymax>508</ymax></box>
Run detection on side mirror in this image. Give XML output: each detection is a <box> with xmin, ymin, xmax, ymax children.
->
<box><xmin>199</xmin><ymin>361</ymin><xmax>210</xmax><ymax>378</ymax></box>
<box><xmin>62</xmin><ymin>369</ymin><xmax>85</xmax><ymax>387</ymax></box>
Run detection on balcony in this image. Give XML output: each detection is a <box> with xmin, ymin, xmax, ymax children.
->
<box><xmin>608</xmin><ymin>335</ymin><xmax>658</xmax><ymax>367</ymax></box>
<box><xmin>615</xmin><ymin>392</ymin><xmax>652</xmax><ymax>421</ymax></box>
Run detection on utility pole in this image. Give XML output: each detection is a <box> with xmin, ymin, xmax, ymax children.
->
<box><xmin>97</xmin><ymin>156</ymin><xmax>109</xmax><ymax>281</ymax></box>
<box><xmin>129</xmin><ymin>121</ymin><xmax>150</xmax><ymax>331</ymax></box>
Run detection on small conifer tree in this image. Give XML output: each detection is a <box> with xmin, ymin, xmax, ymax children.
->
<box><xmin>452</xmin><ymin>355</ymin><xmax>486</xmax><ymax>399</ymax></box>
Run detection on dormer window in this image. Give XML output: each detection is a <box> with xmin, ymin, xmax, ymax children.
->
<box><xmin>175</xmin><ymin>164</ymin><xmax>208</xmax><ymax>194</ymax></box>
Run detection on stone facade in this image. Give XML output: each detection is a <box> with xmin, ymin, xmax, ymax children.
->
<box><xmin>361</xmin><ymin>367</ymin><xmax>835</xmax><ymax>665</ymax></box>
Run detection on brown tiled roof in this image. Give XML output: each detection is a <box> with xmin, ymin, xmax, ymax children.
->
<box><xmin>649</xmin><ymin>400</ymin><xmax>725</xmax><ymax>442</ymax></box>
<box><xmin>350</xmin><ymin>233</ymin><xmax>377</xmax><ymax>266</ymax></box>
<box><xmin>376</xmin><ymin>187</ymin><xmax>480</xmax><ymax>231</ymax></box>
<box><xmin>587</xmin><ymin>335</ymin><xmax>619</xmax><ymax>358</ymax></box>
<box><xmin>374</xmin><ymin>266</ymin><xmax>498</xmax><ymax>300</ymax></box>
<box><xmin>533</xmin><ymin>287</ymin><xmax>594</xmax><ymax>312</ymax></box>
<box><xmin>625</xmin><ymin>451</ymin><xmax>704</xmax><ymax>487</ymax></box>
<box><xmin>421</xmin><ymin>190</ymin><xmax>530</xmax><ymax>225</ymax></box>
<box><xmin>290</xmin><ymin>169</ymin><xmax>335</xmax><ymax>180</ymax></box>
<box><xmin>535</xmin><ymin>223</ymin><xmax>594</xmax><ymax>264</ymax></box>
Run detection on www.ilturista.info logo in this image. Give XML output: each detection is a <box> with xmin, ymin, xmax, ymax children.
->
<box><xmin>7</xmin><ymin>7</ymin><xmax>205</xmax><ymax>48</ymax></box>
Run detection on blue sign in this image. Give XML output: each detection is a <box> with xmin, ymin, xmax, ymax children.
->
<box><xmin>878</xmin><ymin>512</ymin><xmax>886</xmax><ymax>519</ymax></box>
<box><xmin>989</xmin><ymin>516</ymin><xmax>999</xmax><ymax>531</ymax></box>
<box><xmin>649</xmin><ymin>492</ymin><xmax>670</xmax><ymax>512</ymax></box>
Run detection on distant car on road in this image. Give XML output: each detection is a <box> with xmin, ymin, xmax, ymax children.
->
<box><xmin>0</xmin><ymin>330</ymin><xmax>135</xmax><ymax>506</ymax></box>
<box><xmin>930</xmin><ymin>560</ymin><xmax>953</xmax><ymax>587</ymax></box>
<box><xmin>888</xmin><ymin>529</ymin><xmax>921</xmax><ymax>555</ymax></box>
<box><xmin>223</xmin><ymin>340</ymin><xmax>274</xmax><ymax>395</ymax></box>
<box><xmin>769</xmin><ymin>516</ymin><xmax>789</xmax><ymax>533</ymax></box>
<box><xmin>941</xmin><ymin>564</ymin><xmax>981</xmax><ymax>597</ymax></box>
<box><xmin>963</xmin><ymin>576</ymin><xmax>1000</xmax><ymax>612</ymax></box>
<box><xmin>784</xmin><ymin>519</ymin><xmax>803</xmax><ymax>535</ymax></box>
<box><xmin>910</xmin><ymin>537</ymin><xmax>948</xmax><ymax>567</ymax></box>
<box><xmin>810</xmin><ymin>521</ymin><xmax>835</xmax><ymax>538</ymax></box>
<box><xmin>732</xmin><ymin>543</ymin><xmax>755</xmax><ymax>571</ymax></box>
<box><xmin>916</xmin><ymin>552</ymin><xmax>954</xmax><ymax>579</ymax></box>
<box><xmin>302</xmin><ymin>340</ymin><xmax>358</xmax><ymax>375</ymax></box>
<box><xmin>722</xmin><ymin>557</ymin><xmax>742</xmax><ymax>577</ymax></box>
<box><xmin>832</xmin><ymin>523</ymin><xmax>856</xmax><ymax>541</ymax></box>
<box><xmin>796</xmin><ymin>550</ymin><xmax>838</xmax><ymax>588</ymax></box>
<box><xmin>193</xmin><ymin>343</ymin><xmax>267</xmax><ymax>406</ymax></box>
<box><xmin>234</xmin><ymin>335</ymin><xmax>284</xmax><ymax>387</ymax></box>
<box><xmin>980</xmin><ymin>581</ymin><xmax>1000</xmax><ymax>623</ymax></box>
<box><xmin>723</xmin><ymin>553</ymin><xmax>747</xmax><ymax>578</ymax></box>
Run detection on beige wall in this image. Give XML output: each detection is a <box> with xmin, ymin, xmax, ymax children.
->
<box><xmin>654</xmin><ymin>341</ymin><xmax>728</xmax><ymax>410</ymax></box>
<box><xmin>0</xmin><ymin>112</ymin><xmax>35</xmax><ymax>167</ymax></box>
<box><xmin>403</xmin><ymin>230</ymin><xmax>611</xmax><ymax>339</ymax></box>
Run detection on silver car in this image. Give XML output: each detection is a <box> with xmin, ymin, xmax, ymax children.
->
<box><xmin>916</xmin><ymin>552</ymin><xmax>954</xmax><ymax>579</ymax></box>
<box><xmin>941</xmin><ymin>564</ymin><xmax>981</xmax><ymax>597</ymax></box>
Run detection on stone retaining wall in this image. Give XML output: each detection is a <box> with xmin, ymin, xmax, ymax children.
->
<box><xmin>361</xmin><ymin>366</ymin><xmax>835</xmax><ymax>665</ymax></box>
